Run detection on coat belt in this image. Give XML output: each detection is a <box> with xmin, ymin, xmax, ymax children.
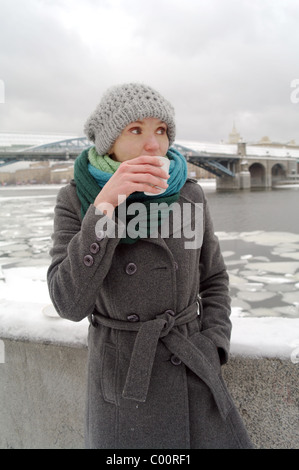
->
<box><xmin>92</xmin><ymin>303</ymin><xmax>232</xmax><ymax>420</ymax></box>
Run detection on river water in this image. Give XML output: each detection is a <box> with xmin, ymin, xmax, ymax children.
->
<box><xmin>0</xmin><ymin>182</ymin><xmax>298</xmax><ymax>319</ymax></box>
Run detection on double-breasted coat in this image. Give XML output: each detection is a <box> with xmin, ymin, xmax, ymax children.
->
<box><xmin>47</xmin><ymin>178</ymin><xmax>253</xmax><ymax>449</ymax></box>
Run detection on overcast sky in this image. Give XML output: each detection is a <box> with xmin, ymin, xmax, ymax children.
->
<box><xmin>1</xmin><ymin>0</ymin><xmax>299</xmax><ymax>144</ymax></box>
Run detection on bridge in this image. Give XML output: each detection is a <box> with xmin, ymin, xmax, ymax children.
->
<box><xmin>174</xmin><ymin>140</ymin><xmax>299</xmax><ymax>189</ymax></box>
<box><xmin>0</xmin><ymin>136</ymin><xmax>298</xmax><ymax>189</ymax></box>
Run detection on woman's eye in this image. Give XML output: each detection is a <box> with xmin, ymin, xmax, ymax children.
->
<box><xmin>130</xmin><ymin>127</ymin><xmax>142</xmax><ymax>135</ymax></box>
<box><xmin>157</xmin><ymin>127</ymin><xmax>167</xmax><ymax>135</ymax></box>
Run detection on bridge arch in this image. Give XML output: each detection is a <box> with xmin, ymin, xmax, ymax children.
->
<box><xmin>249</xmin><ymin>162</ymin><xmax>266</xmax><ymax>188</ymax></box>
<box><xmin>271</xmin><ymin>163</ymin><xmax>287</xmax><ymax>185</ymax></box>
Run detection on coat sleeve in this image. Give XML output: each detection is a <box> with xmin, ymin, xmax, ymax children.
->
<box><xmin>47</xmin><ymin>185</ymin><xmax>125</xmax><ymax>322</ymax></box>
<box><xmin>198</xmin><ymin>187</ymin><xmax>232</xmax><ymax>364</ymax></box>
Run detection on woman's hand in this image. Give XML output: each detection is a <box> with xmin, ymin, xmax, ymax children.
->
<box><xmin>93</xmin><ymin>155</ymin><xmax>169</xmax><ymax>214</ymax></box>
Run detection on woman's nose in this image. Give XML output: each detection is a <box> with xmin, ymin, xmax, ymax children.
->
<box><xmin>143</xmin><ymin>134</ymin><xmax>160</xmax><ymax>152</ymax></box>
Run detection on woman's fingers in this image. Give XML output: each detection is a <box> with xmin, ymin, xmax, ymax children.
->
<box><xmin>94</xmin><ymin>156</ymin><xmax>170</xmax><ymax>209</ymax></box>
<box><xmin>118</xmin><ymin>157</ymin><xmax>169</xmax><ymax>180</ymax></box>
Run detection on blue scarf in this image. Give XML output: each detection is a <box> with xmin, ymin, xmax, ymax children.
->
<box><xmin>87</xmin><ymin>147</ymin><xmax>188</xmax><ymax>201</ymax></box>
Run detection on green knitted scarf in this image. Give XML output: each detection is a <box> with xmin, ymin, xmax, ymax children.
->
<box><xmin>74</xmin><ymin>148</ymin><xmax>180</xmax><ymax>244</ymax></box>
<box><xmin>88</xmin><ymin>147</ymin><xmax>121</xmax><ymax>173</ymax></box>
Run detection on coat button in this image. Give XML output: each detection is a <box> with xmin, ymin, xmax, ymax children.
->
<box><xmin>90</xmin><ymin>242</ymin><xmax>100</xmax><ymax>254</ymax></box>
<box><xmin>125</xmin><ymin>262</ymin><xmax>137</xmax><ymax>275</ymax></box>
<box><xmin>96</xmin><ymin>230</ymin><xmax>105</xmax><ymax>241</ymax></box>
<box><xmin>170</xmin><ymin>355</ymin><xmax>182</xmax><ymax>366</ymax></box>
<box><xmin>83</xmin><ymin>254</ymin><xmax>94</xmax><ymax>267</ymax></box>
<box><xmin>127</xmin><ymin>314</ymin><xmax>140</xmax><ymax>322</ymax></box>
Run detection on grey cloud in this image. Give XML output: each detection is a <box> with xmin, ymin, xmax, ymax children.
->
<box><xmin>0</xmin><ymin>0</ymin><xmax>299</xmax><ymax>143</ymax></box>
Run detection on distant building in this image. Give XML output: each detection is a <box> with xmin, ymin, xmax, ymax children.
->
<box><xmin>228</xmin><ymin>123</ymin><xmax>242</xmax><ymax>144</ymax></box>
<box><xmin>252</xmin><ymin>135</ymin><xmax>299</xmax><ymax>149</ymax></box>
<box><xmin>228</xmin><ymin>124</ymin><xmax>299</xmax><ymax>149</ymax></box>
<box><xmin>0</xmin><ymin>159</ymin><xmax>74</xmax><ymax>185</ymax></box>
<box><xmin>0</xmin><ymin>133</ymin><xmax>75</xmax><ymax>185</ymax></box>
<box><xmin>227</xmin><ymin>125</ymin><xmax>299</xmax><ymax>173</ymax></box>
<box><xmin>50</xmin><ymin>163</ymin><xmax>74</xmax><ymax>184</ymax></box>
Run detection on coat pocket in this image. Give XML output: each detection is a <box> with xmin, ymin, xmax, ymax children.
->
<box><xmin>101</xmin><ymin>343</ymin><xmax>118</xmax><ymax>404</ymax></box>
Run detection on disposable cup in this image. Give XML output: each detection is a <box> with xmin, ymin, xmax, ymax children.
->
<box><xmin>144</xmin><ymin>156</ymin><xmax>170</xmax><ymax>196</ymax></box>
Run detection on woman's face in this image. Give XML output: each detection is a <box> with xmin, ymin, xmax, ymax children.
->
<box><xmin>109</xmin><ymin>117</ymin><xmax>169</xmax><ymax>162</ymax></box>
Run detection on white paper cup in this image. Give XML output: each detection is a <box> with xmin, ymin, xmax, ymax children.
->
<box><xmin>144</xmin><ymin>156</ymin><xmax>170</xmax><ymax>196</ymax></box>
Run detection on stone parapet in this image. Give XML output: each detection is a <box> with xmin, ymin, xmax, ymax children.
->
<box><xmin>0</xmin><ymin>338</ymin><xmax>298</xmax><ymax>449</ymax></box>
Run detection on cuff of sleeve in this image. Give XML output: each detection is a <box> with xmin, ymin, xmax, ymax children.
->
<box><xmin>201</xmin><ymin>329</ymin><xmax>230</xmax><ymax>365</ymax></box>
<box><xmin>83</xmin><ymin>204</ymin><xmax>126</xmax><ymax>242</ymax></box>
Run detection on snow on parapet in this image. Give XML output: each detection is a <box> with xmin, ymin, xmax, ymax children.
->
<box><xmin>0</xmin><ymin>265</ymin><xmax>298</xmax><ymax>359</ymax></box>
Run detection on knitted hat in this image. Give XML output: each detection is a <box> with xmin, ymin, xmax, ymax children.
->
<box><xmin>84</xmin><ymin>83</ymin><xmax>176</xmax><ymax>155</ymax></box>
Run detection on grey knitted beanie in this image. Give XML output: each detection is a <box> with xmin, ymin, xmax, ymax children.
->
<box><xmin>84</xmin><ymin>83</ymin><xmax>176</xmax><ymax>155</ymax></box>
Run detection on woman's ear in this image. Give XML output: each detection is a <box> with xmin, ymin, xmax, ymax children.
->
<box><xmin>108</xmin><ymin>145</ymin><xmax>115</xmax><ymax>159</ymax></box>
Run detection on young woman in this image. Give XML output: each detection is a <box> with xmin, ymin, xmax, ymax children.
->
<box><xmin>47</xmin><ymin>83</ymin><xmax>253</xmax><ymax>449</ymax></box>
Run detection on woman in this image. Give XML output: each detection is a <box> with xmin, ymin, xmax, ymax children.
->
<box><xmin>47</xmin><ymin>83</ymin><xmax>253</xmax><ymax>449</ymax></box>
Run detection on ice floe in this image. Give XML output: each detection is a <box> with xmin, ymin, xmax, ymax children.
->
<box><xmin>244</xmin><ymin>262</ymin><xmax>299</xmax><ymax>275</ymax></box>
<box><xmin>217</xmin><ymin>230</ymin><xmax>299</xmax><ymax>245</ymax></box>
<box><xmin>237</xmin><ymin>291</ymin><xmax>276</xmax><ymax>302</ymax></box>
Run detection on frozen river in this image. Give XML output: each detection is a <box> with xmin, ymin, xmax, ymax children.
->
<box><xmin>0</xmin><ymin>181</ymin><xmax>298</xmax><ymax>320</ymax></box>
<box><xmin>204</xmin><ymin>182</ymin><xmax>299</xmax><ymax>318</ymax></box>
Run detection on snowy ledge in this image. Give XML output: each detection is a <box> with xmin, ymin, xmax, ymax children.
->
<box><xmin>0</xmin><ymin>267</ymin><xmax>299</xmax><ymax>359</ymax></box>
<box><xmin>229</xmin><ymin>311</ymin><xmax>299</xmax><ymax>360</ymax></box>
<box><xmin>0</xmin><ymin>297</ymin><xmax>299</xmax><ymax>360</ymax></box>
<box><xmin>0</xmin><ymin>300</ymin><xmax>89</xmax><ymax>348</ymax></box>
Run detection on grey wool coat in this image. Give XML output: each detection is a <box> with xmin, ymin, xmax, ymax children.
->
<box><xmin>47</xmin><ymin>178</ymin><xmax>253</xmax><ymax>449</ymax></box>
